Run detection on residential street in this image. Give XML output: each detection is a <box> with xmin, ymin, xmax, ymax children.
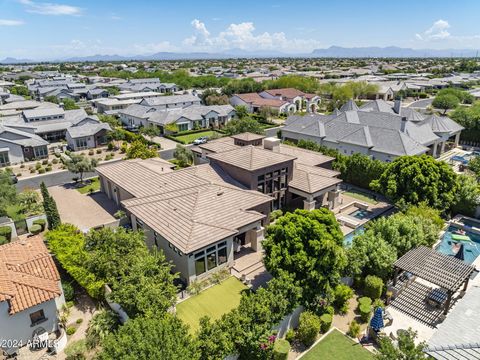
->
<box><xmin>16</xmin><ymin>170</ymin><xmax>97</xmax><ymax>190</ymax></box>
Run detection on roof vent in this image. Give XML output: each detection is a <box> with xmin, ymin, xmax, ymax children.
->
<box><xmin>217</xmin><ymin>191</ymin><xmax>224</xmax><ymax>196</ymax></box>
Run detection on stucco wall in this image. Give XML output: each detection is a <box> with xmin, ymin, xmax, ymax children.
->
<box><xmin>0</xmin><ymin>139</ymin><xmax>25</xmax><ymax>165</ymax></box>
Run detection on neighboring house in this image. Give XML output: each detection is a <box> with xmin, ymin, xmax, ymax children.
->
<box><xmin>0</xmin><ymin>236</ymin><xmax>64</xmax><ymax>353</ymax></box>
<box><xmin>282</xmin><ymin>99</ymin><xmax>464</xmax><ymax>161</ymax></box>
<box><xmin>118</xmin><ymin>78</ymin><xmax>178</xmax><ymax>93</ymax></box>
<box><xmin>230</xmin><ymin>93</ymin><xmax>295</xmax><ymax>114</ymax></box>
<box><xmin>0</xmin><ymin>125</ymin><xmax>49</xmax><ymax>166</ymax></box>
<box><xmin>118</xmin><ymin>103</ymin><xmax>235</xmax><ymax>132</ymax></box>
<box><xmin>260</xmin><ymin>88</ymin><xmax>321</xmax><ymax>112</ymax></box>
<box><xmin>66</xmin><ymin>122</ymin><xmax>111</xmax><ymax>151</ymax></box>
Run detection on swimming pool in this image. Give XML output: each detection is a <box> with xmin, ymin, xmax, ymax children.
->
<box><xmin>349</xmin><ymin>209</ymin><xmax>372</xmax><ymax>220</ymax></box>
<box><xmin>436</xmin><ymin>225</ymin><xmax>480</xmax><ymax>264</ymax></box>
<box><xmin>344</xmin><ymin>226</ymin><xmax>365</xmax><ymax>247</ymax></box>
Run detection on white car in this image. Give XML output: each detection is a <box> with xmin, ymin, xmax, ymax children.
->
<box><xmin>193</xmin><ymin>136</ymin><xmax>208</xmax><ymax>145</ymax></box>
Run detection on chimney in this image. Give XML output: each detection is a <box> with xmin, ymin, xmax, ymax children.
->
<box><xmin>264</xmin><ymin>137</ymin><xmax>281</xmax><ymax>152</ymax></box>
<box><xmin>393</xmin><ymin>99</ymin><xmax>402</xmax><ymax>114</ymax></box>
<box><xmin>400</xmin><ymin>116</ymin><xmax>407</xmax><ymax>132</ymax></box>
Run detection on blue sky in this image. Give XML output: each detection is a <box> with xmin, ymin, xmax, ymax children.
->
<box><xmin>1</xmin><ymin>0</ymin><xmax>480</xmax><ymax>59</ymax></box>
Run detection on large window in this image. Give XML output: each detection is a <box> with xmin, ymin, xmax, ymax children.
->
<box><xmin>75</xmin><ymin>137</ymin><xmax>88</xmax><ymax>150</ymax></box>
<box><xmin>30</xmin><ymin>309</ymin><xmax>46</xmax><ymax>326</ymax></box>
<box><xmin>0</xmin><ymin>151</ymin><xmax>10</xmax><ymax>167</ymax></box>
<box><xmin>178</xmin><ymin>123</ymin><xmax>189</xmax><ymax>132</ymax></box>
<box><xmin>194</xmin><ymin>241</ymin><xmax>228</xmax><ymax>276</ymax></box>
<box><xmin>33</xmin><ymin>146</ymin><xmax>48</xmax><ymax>159</ymax></box>
<box><xmin>257</xmin><ymin>167</ymin><xmax>289</xmax><ymax>210</ymax></box>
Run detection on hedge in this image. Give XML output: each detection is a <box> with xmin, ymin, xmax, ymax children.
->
<box><xmin>0</xmin><ymin>235</ymin><xmax>8</xmax><ymax>245</ymax></box>
<box><xmin>320</xmin><ymin>313</ymin><xmax>332</xmax><ymax>333</ymax></box>
<box><xmin>272</xmin><ymin>339</ymin><xmax>290</xmax><ymax>360</ymax></box>
<box><xmin>364</xmin><ymin>275</ymin><xmax>383</xmax><ymax>300</ymax></box>
<box><xmin>33</xmin><ymin>218</ymin><xmax>47</xmax><ymax>231</ymax></box>
<box><xmin>0</xmin><ymin>226</ymin><xmax>12</xmax><ymax>240</ymax></box>
<box><xmin>359</xmin><ymin>303</ymin><xmax>372</xmax><ymax>323</ymax></box>
<box><xmin>357</xmin><ymin>296</ymin><xmax>372</xmax><ymax>308</ymax></box>
<box><xmin>30</xmin><ymin>224</ymin><xmax>42</xmax><ymax>235</ymax></box>
<box><xmin>297</xmin><ymin>311</ymin><xmax>321</xmax><ymax>347</ymax></box>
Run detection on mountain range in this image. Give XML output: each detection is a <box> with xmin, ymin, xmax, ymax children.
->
<box><xmin>1</xmin><ymin>46</ymin><xmax>478</xmax><ymax>64</ymax></box>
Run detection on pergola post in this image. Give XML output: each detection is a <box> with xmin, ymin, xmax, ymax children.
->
<box><xmin>443</xmin><ymin>290</ymin><xmax>453</xmax><ymax>315</ymax></box>
<box><xmin>463</xmin><ymin>277</ymin><xmax>470</xmax><ymax>291</ymax></box>
<box><xmin>393</xmin><ymin>266</ymin><xmax>399</xmax><ymax>287</ymax></box>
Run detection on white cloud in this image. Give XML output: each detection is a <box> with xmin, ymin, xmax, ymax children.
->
<box><xmin>182</xmin><ymin>19</ymin><xmax>321</xmax><ymax>53</ymax></box>
<box><xmin>19</xmin><ymin>0</ymin><xmax>82</xmax><ymax>16</ymax></box>
<box><xmin>133</xmin><ymin>41</ymin><xmax>178</xmax><ymax>54</ymax></box>
<box><xmin>416</xmin><ymin>19</ymin><xmax>451</xmax><ymax>41</ymax></box>
<box><xmin>0</xmin><ymin>19</ymin><xmax>24</xmax><ymax>26</ymax></box>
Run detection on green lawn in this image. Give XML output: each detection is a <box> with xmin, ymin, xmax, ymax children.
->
<box><xmin>76</xmin><ymin>177</ymin><xmax>100</xmax><ymax>194</ymax></box>
<box><xmin>343</xmin><ymin>190</ymin><xmax>378</xmax><ymax>205</ymax></box>
<box><xmin>176</xmin><ymin>277</ymin><xmax>247</xmax><ymax>333</ymax></box>
<box><xmin>302</xmin><ymin>330</ymin><xmax>373</xmax><ymax>360</ymax></box>
<box><xmin>173</xmin><ymin>131</ymin><xmax>222</xmax><ymax>144</ymax></box>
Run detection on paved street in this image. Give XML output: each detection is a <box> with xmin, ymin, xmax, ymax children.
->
<box><xmin>16</xmin><ymin>170</ymin><xmax>97</xmax><ymax>190</ymax></box>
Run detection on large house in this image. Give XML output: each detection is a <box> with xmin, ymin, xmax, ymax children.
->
<box><xmin>96</xmin><ymin>135</ymin><xmax>342</xmax><ymax>284</ymax></box>
<box><xmin>281</xmin><ymin>99</ymin><xmax>464</xmax><ymax>161</ymax></box>
<box><xmin>0</xmin><ymin>236</ymin><xmax>64</xmax><ymax>353</ymax></box>
<box><xmin>117</xmin><ymin>78</ymin><xmax>178</xmax><ymax>93</ymax></box>
<box><xmin>230</xmin><ymin>88</ymin><xmax>321</xmax><ymax>114</ymax></box>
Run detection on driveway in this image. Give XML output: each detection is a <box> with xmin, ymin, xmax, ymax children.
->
<box><xmin>149</xmin><ymin>135</ymin><xmax>179</xmax><ymax>150</ymax></box>
<box><xmin>48</xmin><ymin>185</ymin><xmax>119</xmax><ymax>231</ymax></box>
<box><xmin>16</xmin><ymin>170</ymin><xmax>97</xmax><ymax>191</ymax></box>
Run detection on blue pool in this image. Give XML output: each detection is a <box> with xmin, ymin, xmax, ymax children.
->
<box><xmin>344</xmin><ymin>226</ymin><xmax>365</xmax><ymax>247</ymax></box>
<box><xmin>436</xmin><ymin>226</ymin><xmax>480</xmax><ymax>264</ymax></box>
<box><xmin>349</xmin><ymin>209</ymin><xmax>372</xmax><ymax>220</ymax></box>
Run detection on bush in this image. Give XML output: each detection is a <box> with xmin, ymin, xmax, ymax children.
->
<box><xmin>359</xmin><ymin>303</ymin><xmax>371</xmax><ymax>323</ymax></box>
<box><xmin>333</xmin><ymin>284</ymin><xmax>354</xmax><ymax>310</ymax></box>
<box><xmin>29</xmin><ymin>224</ymin><xmax>42</xmax><ymax>235</ymax></box>
<box><xmin>66</xmin><ymin>326</ymin><xmax>77</xmax><ymax>336</ymax></box>
<box><xmin>373</xmin><ymin>298</ymin><xmax>385</xmax><ymax>309</ymax></box>
<box><xmin>64</xmin><ymin>339</ymin><xmax>86</xmax><ymax>360</ymax></box>
<box><xmin>45</xmin><ymin>166</ymin><xmax>52</xmax><ymax>172</ymax></box>
<box><xmin>270</xmin><ymin>209</ymin><xmax>283</xmax><ymax>221</ymax></box>
<box><xmin>16</xmin><ymin>173</ymin><xmax>22</xmax><ymax>177</ymax></box>
<box><xmin>35</xmin><ymin>162</ymin><xmax>42</xmax><ymax>170</ymax></box>
<box><xmin>285</xmin><ymin>328</ymin><xmax>295</xmax><ymax>343</ymax></box>
<box><xmin>63</xmin><ymin>282</ymin><xmax>75</xmax><ymax>302</ymax></box>
<box><xmin>88</xmin><ymin>150</ymin><xmax>94</xmax><ymax>156</ymax></box>
<box><xmin>76</xmin><ymin>318</ymin><xmax>83</xmax><ymax>324</ymax></box>
<box><xmin>52</xmin><ymin>158</ymin><xmax>59</xmax><ymax>164</ymax></box>
<box><xmin>0</xmin><ymin>226</ymin><xmax>12</xmax><ymax>240</ymax></box>
<box><xmin>0</xmin><ymin>235</ymin><xmax>8</xmax><ymax>245</ymax></box>
<box><xmin>357</xmin><ymin>296</ymin><xmax>372</xmax><ymax>308</ymax></box>
<box><xmin>33</xmin><ymin>218</ymin><xmax>47</xmax><ymax>231</ymax></box>
<box><xmin>107</xmin><ymin>142</ymin><xmax>114</xmax><ymax>151</ymax></box>
<box><xmin>347</xmin><ymin>320</ymin><xmax>361</xmax><ymax>338</ymax></box>
<box><xmin>38</xmin><ymin>168</ymin><xmax>46</xmax><ymax>174</ymax></box>
<box><xmin>42</xmin><ymin>159</ymin><xmax>48</xmax><ymax>165</ymax></box>
<box><xmin>418</xmin><ymin>92</ymin><xmax>428</xmax><ymax>99</ymax></box>
<box><xmin>320</xmin><ymin>313</ymin><xmax>332</xmax><ymax>333</ymax></box>
<box><xmin>297</xmin><ymin>311</ymin><xmax>321</xmax><ymax>347</ymax></box>
<box><xmin>272</xmin><ymin>339</ymin><xmax>290</xmax><ymax>360</ymax></box>
<box><xmin>364</xmin><ymin>275</ymin><xmax>383</xmax><ymax>300</ymax></box>
<box><xmin>96</xmin><ymin>148</ymin><xmax>102</xmax><ymax>154</ymax></box>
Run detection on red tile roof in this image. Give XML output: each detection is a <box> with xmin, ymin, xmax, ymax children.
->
<box><xmin>235</xmin><ymin>93</ymin><xmax>289</xmax><ymax>108</ymax></box>
<box><xmin>263</xmin><ymin>88</ymin><xmax>306</xmax><ymax>99</ymax></box>
<box><xmin>0</xmin><ymin>236</ymin><xmax>61</xmax><ymax>315</ymax></box>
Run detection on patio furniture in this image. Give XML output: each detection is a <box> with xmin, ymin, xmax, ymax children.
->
<box><xmin>370</xmin><ymin>307</ymin><xmax>385</xmax><ymax>331</ymax></box>
<box><xmin>427</xmin><ymin>288</ymin><xmax>448</xmax><ymax>308</ymax></box>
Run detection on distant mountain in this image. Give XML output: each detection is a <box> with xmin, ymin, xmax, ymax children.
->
<box><xmin>0</xmin><ymin>57</ymin><xmax>35</xmax><ymax>64</ymax></box>
<box><xmin>310</xmin><ymin>46</ymin><xmax>479</xmax><ymax>58</ymax></box>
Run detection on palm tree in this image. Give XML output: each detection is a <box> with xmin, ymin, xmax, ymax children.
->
<box><xmin>86</xmin><ymin>309</ymin><xmax>120</xmax><ymax>349</ymax></box>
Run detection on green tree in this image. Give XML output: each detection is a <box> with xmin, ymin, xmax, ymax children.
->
<box><xmin>40</xmin><ymin>182</ymin><xmax>61</xmax><ymax>229</ymax></box>
<box><xmin>174</xmin><ymin>144</ymin><xmax>194</xmax><ymax>167</ymax></box>
<box><xmin>468</xmin><ymin>156</ymin><xmax>480</xmax><ymax>180</ymax></box>
<box><xmin>197</xmin><ymin>317</ymin><xmax>234</xmax><ymax>360</ymax></box>
<box><xmin>450</xmin><ymin>102</ymin><xmax>480</xmax><ymax>142</ymax></box>
<box><xmin>125</xmin><ymin>140</ymin><xmax>158</xmax><ymax>159</ymax></box>
<box><xmin>432</xmin><ymin>94</ymin><xmax>460</xmax><ymax>114</ymax></box>
<box><xmin>341</xmin><ymin>153</ymin><xmax>386</xmax><ymax>189</ymax></box>
<box><xmin>376</xmin><ymin>328</ymin><xmax>427</xmax><ymax>360</ymax></box>
<box><xmin>0</xmin><ymin>169</ymin><xmax>18</xmax><ymax>217</ymax></box>
<box><xmin>62</xmin><ymin>98</ymin><xmax>80</xmax><ymax>110</ymax></box>
<box><xmin>44</xmin><ymin>95</ymin><xmax>59</xmax><ymax>104</ymax></box>
<box><xmin>97</xmin><ymin>315</ymin><xmax>199</xmax><ymax>360</ymax></box>
<box><xmin>139</xmin><ymin>124</ymin><xmax>161</xmax><ymax>138</ymax></box>
<box><xmin>85</xmin><ymin>309</ymin><xmax>119</xmax><ymax>349</ymax></box>
<box><xmin>10</xmin><ymin>85</ymin><xmax>29</xmax><ymax>96</ymax></box>
<box><xmin>451</xmin><ymin>174</ymin><xmax>480</xmax><ymax>217</ymax></box>
<box><xmin>263</xmin><ymin>209</ymin><xmax>347</xmax><ymax>301</ymax></box>
<box><xmin>66</xmin><ymin>153</ymin><xmax>98</xmax><ymax>183</ymax></box>
<box><xmin>234</xmin><ymin>105</ymin><xmax>249</xmax><ymax>119</ymax></box>
<box><xmin>370</xmin><ymin>155</ymin><xmax>458</xmax><ymax>211</ymax></box>
<box><xmin>98</xmin><ymin>114</ymin><xmax>121</xmax><ymax>128</ymax></box>
<box><xmin>224</xmin><ymin>117</ymin><xmax>264</xmax><ymax>135</ymax></box>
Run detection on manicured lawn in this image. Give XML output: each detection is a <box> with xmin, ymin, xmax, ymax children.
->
<box><xmin>176</xmin><ymin>277</ymin><xmax>247</xmax><ymax>333</ymax></box>
<box><xmin>302</xmin><ymin>330</ymin><xmax>373</xmax><ymax>360</ymax></box>
<box><xmin>173</xmin><ymin>131</ymin><xmax>222</xmax><ymax>144</ymax></box>
<box><xmin>343</xmin><ymin>190</ymin><xmax>378</xmax><ymax>205</ymax></box>
<box><xmin>76</xmin><ymin>177</ymin><xmax>100</xmax><ymax>194</ymax></box>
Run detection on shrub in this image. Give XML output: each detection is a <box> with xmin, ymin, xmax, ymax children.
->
<box><xmin>320</xmin><ymin>313</ymin><xmax>332</xmax><ymax>333</ymax></box>
<box><xmin>347</xmin><ymin>320</ymin><xmax>361</xmax><ymax>338</ymax></box>
<box><xmin>0</xmin><ymin>226</ymin><xmax>12</xmax><ymax>240</ymax></box>
<box><xmin>418</xmin><ymin>92</ymin><xmax>428</xmax><ymax>99</ymax></box>
<box><xmin>373</xmin><ymin>298</ymin><xmax>385</xmax><ymax>309</ymax></box>
<box><xmin>76</xmin><ymin>318</ymin><xmax>83</xmax><ymax>324</ymax></box>
<box><xmin>30</xmin><ymin>168</ymin><xmax>36</xmax><ymax>174</ymax></box>
<box><xmin>45</xmin><ymin>166</ymin><xmax>52</xmax><ymax>172</ymax></box>
<box><xmin>30</xmin><ymin>224</ymin><xmax>42</xmax><ymax>234</ymax></box>
<box><xmin>0</xmin><ymin>235</ymin><xmax>8</xmax><ymax>245</ymax></box>
<box><xmin>96</xmin><ymin>149</ymin><xmax>102</xmax><ymax>154</ymax></box>
<box><xmin>357</xmin><ymin>296</ymin><xmax>372</xmax><ymax>308</ymax></box>
<box><xmin>64</xmin><ymin>339</ymin><xmax>86</xmax><ymax>360</ymax></box>
<box><xmin>42</xmin><ymin>159</ymin><xmax>48</xmax><ymax>165</ymax></box>
<box><xmin>120</xmin><ymin>143</ymin><xmax>128</xmax><ymax>153</ymax></box>
<box><xmin>285</xmin><ymin>329</ymin><xmax>295</xmax><ymax>343</ymax></box>
<box><xmin>359</xmin><ymin>303</ymin><xmax>371</xmax><ymax>323</ymax></box>
<box><xmin>33</xmin><ymin>218</ymin><xmax>46</xmax><ymax>231</ymax></box>
<box><xmin>272</xmin><ymin>339</ymin><xmax>290</xmax><ymax>360</ymax></box>
<box><xmin>113</xmin><ymin>210</ymin><xmax>126</xmax><ymax>219</ymax></box>
<box><xmin>20</xmin><ymin>164</ymin><xmax>25</xmax><ymax>168</ymax></box>
<box><xmin>52</xmin><ymin>158</ymin><xmax>59</xmax><ymax>164</ymax></box>
<box><xmin>88</xmin><ymin>150</ymin><xmax>94</xmax><ymax>156</ymax></box>
<box><xmin>364</xmin><ymin>275</ymin><xmax>383</xmax><ymax>300</ymax></box>
<box><xmin>297</xmin><ymin>311</ymin><xmax>321</xmax><ymax>347</ymax></box>
<box><xmin>333</xmin><ymin>284</ymin><xmax>354</xmax><ymax>310</ymax></box>
<box><xmin>63</xmin><ymin>282</ymin><xmax>75</xmax><ymax>302</ymax></box>
<box><xmin>35</xmin><ymin>162</ymin><xmax>42</xmax><ymax>170</ymax></box>
<box><xmin>107</xmin><ymin>142</ymin><xmax>114</xmax><ymax>151</ymax></box>
<box><xmin>38</xmin><ymin>168</ymin><xmax>46</xmax><ymax>174</ymax></box>
<box><xmin>270</xmin><ymin>209</ymin><xmax>283</xmax><ymax>221</ymax></box>
<box><xmin>66</xmin><ymin>326</ymin><xmax>77</xmax><ymax>336</ymax></box>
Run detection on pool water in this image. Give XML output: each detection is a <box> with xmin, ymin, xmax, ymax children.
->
<box><xmin>436</xmin><ymin>226</ymin><xmax>480</xmax><ymax>264</ymax></box>
<box><xmin>349</xmin><ymin>209</ymin><xmax>371</xmax><ymax>220</ymax></box>
<box><xmin>344</xmin><ymin>226</ymin><xmax>365</xmax><ymax>247</ymax></box>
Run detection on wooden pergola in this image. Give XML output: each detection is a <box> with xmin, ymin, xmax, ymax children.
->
<box><xmin>393</xmin><ymin>246</ymin><xmax>476</xmax><ymax>315</ymax></box>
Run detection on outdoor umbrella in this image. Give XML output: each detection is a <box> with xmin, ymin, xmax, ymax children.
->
<box><xmin>454</xmin><ymin>243</ymin><xmax>465</xmax><ymax>261</ymax></box>
<box><xmin>370</xmin><ymin>307</ymin><xmax>384</xmax><ymax>331</ymax></box>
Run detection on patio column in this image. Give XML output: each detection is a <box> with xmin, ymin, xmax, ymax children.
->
<box><xmin>463</xmin><ymin>277</ymin><xmax>470</xmax><ymax>292</ymax></box>
<box><xmin>444</xmin><ymin>290</ymin><xmax>453</xmax><ymax>315</ymax></box>
<box><xmin>440</xmin><ymin>141</ymin><xmax>446</xmax><ymax>154</ymax></box>
<box><xmin>432</xmin><ymin>142</ymin><xmax>438</xmax><ymax>158</ymax></box>
<box><xmin>454</xmin><ymin>133</ymin><xmax>461</xmax><ymax>147</ymax></box>
<box><xmin>250</xmin><ymin>226</ymin><xmax>264</xmax><ymax>252</ymax></box>
<box><xmin>303</xmin><ymin>196</ymin><xmax>316</xmax><ymax>211</ymax></box>
<box><xmin>393</xmin><ymin>267</ymin><xmax>399</xmax><ymax>287</ymax></box>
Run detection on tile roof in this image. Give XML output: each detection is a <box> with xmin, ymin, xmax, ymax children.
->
<box><xmin>277</xmin><ymin>144</ymin><xmax>335</xmax><ymax>166</ymax></box>
<box><xmin>67</xmin><ymin>122</ymin><xmax>111</xmax><ymax>138</ymax></box>
<box><xmin>263</xmin><ymin>88</ymin><xmax>306</xmax><ymax>99</ymax></box>
<box><xmin>0</xmin><ymin>236</ymin><xmax>61</xmax><ymax>315</ymax></box>
<box><xmin>289</xmin><ymin>163</ymin><xmax>342</xmax><ymax>194</ymax></box>
<box><xmin>231</xmin><ymin>132</ymin><xmax>265</xmax><ymax>141</ymax></box>
<box><xmin>207</xmin><ymin>145</ymin><xmax>296</xmax><ymax>171</ymax></box>
<box><xmin>234</xmin><ymin>93</ymin><xmax>289</xmax><ymax>108</ymax></box>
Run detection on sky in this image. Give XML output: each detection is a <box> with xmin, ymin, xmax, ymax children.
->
<box><xmin>1</xmin><ymin>0</ymin><xmax>480</xmax><ymax>60</ymax></box>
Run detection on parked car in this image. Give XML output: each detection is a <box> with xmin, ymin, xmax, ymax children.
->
<box><xmin>9</xmin><ymin>173</ymin><xmax>18</xmax><ymax>184</ymax></box>
<box><xmin>193</xmin><ymin>136</ymin><xmax>208</xmax><ymax>145</ymax></box>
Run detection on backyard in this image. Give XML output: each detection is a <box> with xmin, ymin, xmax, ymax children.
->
<box><xmin>176</xmin><ymin>277</ymin><xmax>247</xmax><ymax>333</ymax></box>
<box><xmin>173</xmin><ymin>130</ymin><xmax>223</xmax><ymax>144</ymax></box>
<box><xmin>343</xmin><ymin>190</ymin><xmax>379</xmax><ymax>205</ymax></box>
<box><xmin>301</xmin><ymin>329</ymin><xmax>373</xmax><ymax>360</ymax></box>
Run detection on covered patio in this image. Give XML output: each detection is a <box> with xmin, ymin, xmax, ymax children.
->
<box><xmin>389</xmin><ymin>246</ymin><xmax>476</xmax><ymax>328</ymax></box>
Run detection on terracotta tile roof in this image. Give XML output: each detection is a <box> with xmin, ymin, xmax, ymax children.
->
<box><xmin>0</xmin><ymin>236</ymin><xmax>61</xmax><ymax>315</ymax></box>
<box><xmin>264</xmin><ymin>88</ymin><xmax>306</xmax><ymax>99</ymax></box>
<box><xmin>208</xmin><ymin>145</ymin><xmax>296</xmax><ymax>171</ymax></box>
<box><xmin>235</xmin><ymin>93</ymin><xmax>289</xmax><ymax>108</ymax></box>
<box><xmin>277</xmin><ymin>144</ymin><xmax>335</xmax><ymax>167</ymax></box>
<box><xmin>198</xmin><ymin>137</ymin><xmax>240</xmax><ymax>153</ymax></box>
<box><xmin>231</xmin><ymin>132</ymin><xmax>265</xmax><ymax>142</ymax></box>
<box><xmin>289</xmin><ymin>163</ymin><xmax>342</xmax><ymax>195</ymax></box>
